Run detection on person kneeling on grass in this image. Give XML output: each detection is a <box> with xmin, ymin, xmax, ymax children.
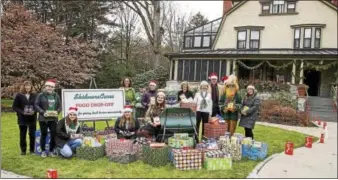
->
<box><xmin>114</xmin><ymin>105</ymin><xmax>140</xmax><ymax>139</ymax></box>
<box><xmin>55</xmin><ymin>106</ymin><xmax>82</xmax><ymax>158</ymax></box>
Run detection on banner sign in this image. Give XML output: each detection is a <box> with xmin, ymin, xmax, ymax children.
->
<box><xmin>62</xmin><ymin>89</ymin><xmax>125</xmax><ymax>120</ymax></box>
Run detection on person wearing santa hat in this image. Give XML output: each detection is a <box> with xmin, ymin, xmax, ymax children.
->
<box><xmin>34</xmin><ymin>79</ymin><xmax>62</xmax><ymax>158</ymax></box>
<box><xmin>55</xmin><ymin>106</ymin><xmax>82</xmax><ymax>158</ymax></box>
<box><xmin>208</xmin><ymin>72</ymin><xmax>224</xmax><ymax>117</ymax></box>
<box><xmin>141</xmin><ymin>80</ymin><xmax>159</xmax><ymax>110</ymax></box>
<box><xmin>114</xmin><ymin>105</ymin><xmax>140</xmax><ymax>139</ymax></box>
<box><xmin>239</xmin><ymin>85</ymin><xmax>261</xmax><ymax>139</ymax></box>
<box><xmin>137</xmin><ymin>92</ymin><xmax>166</xmax><ymax>141</ymax></box>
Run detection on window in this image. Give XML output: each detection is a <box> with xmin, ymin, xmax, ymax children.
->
<box><xmin>249</xmin><ymin>30</ymin><xmax>260</xmax><ymax>49</ymax></box>
<box><xmin>272</xmin><ymin>0</ymin><xmax>285</xmax><ymax>14</ymax></box>
<box><xmin>287</xmin><ymin>2</ymin><xmax>296</xmax><ymax>13</ymax></box>
<box><xmin>294</xmin><ymin>28</ymin><xmax>301</xmax><ymax>49</ymax></box>
<box><xmin>237</xmin><ymin>31</ymin><xmax>247</xmax><ymax>49</ymax></box>
<box><xmin>194</xmin><ymin>36</ymin><xmax>202</xmax><ymax>47</ymax></box>
<box><xmin>202</xmin><ymin>36</ymin><xmax>211</xmax><ymax>47</ymax></box>
<box><xmin>262</xmin><ymin>3</ymin><xmax>270</xmax><ymax>14</ymax></box>
<box><xmin>303</xmin><ymin>28</ymin><xmax>312</xmax><ymax>48</ymax></box>
<box><xmin>314</xmin><ymin>28</ymin><xmax>321</xmax><ymax>48</ymax></box>
<box><xmin>184</xmin><ymin>36</ymin><xmax>193</xmax><ymax>48</ymax></box>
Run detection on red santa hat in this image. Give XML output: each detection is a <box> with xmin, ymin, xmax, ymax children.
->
<box><xmin>123</xmin><ymin>105</ymin><xmax>133</xmax><ymax>113</ymax></box>
<box><xmin>45</xmin><ymin>79</ymin><xmax>57</xmax><ymax>87</ymax></box>
<box><xmin>149</xmin><ymin>80</ymin><xmax>157</xmax><ymax>87</ymax></box>
<box><xmin>68</xmin><ymin>106</ymin><xmax>78</xmax><ymax>115</ymax></box>
<box><xmin>222</xmin><ymin>76</ymin><xmax>229</xmax><ymax>83</ymax></box>
<box><xmin>208</xmin><ymin>72</ymin><xmax>218</xmax><ymax>80</ymax></box>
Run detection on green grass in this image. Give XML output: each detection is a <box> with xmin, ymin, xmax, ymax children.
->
<box><xmin>1</xmin><ymin>112</ymin><xmax>315</xmax><ymax>178</ymax></box>
<box><xmin>1</xmin><ymin>98</ymin><xmax>13</xmax><ymax>107</ymax></box>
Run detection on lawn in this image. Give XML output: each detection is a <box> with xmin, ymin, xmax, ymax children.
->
<box><xmin>1</xmin><ymin>112</ymin><xmax>313</xmax><ymax>178</ymax></box>
<box><xmin>1</xmin><ymin>98</ymin><xmax>13</xmax><ymax>107</ymax></box>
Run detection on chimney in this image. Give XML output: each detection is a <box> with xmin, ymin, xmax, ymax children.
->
<box><xmin>332</xmin><ymin>0</ymin><xmax>338</xmax><ymax>6</ymax></box>
<box><xmin>223</xmin><ymin>0</ymin><xmax>233</xmax><ymax>15</ymax></box>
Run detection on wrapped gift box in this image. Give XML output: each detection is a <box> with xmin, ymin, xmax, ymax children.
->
<box><xmin>204</xmin><ymin>155</ymin><xmax>232</xmax><ymax>170</ymax></box>
<box><xmin>109</xmin><ymin>153</ymin><xmax>137</xmax><ymax>164</ymax></box>
<box><xmin>204</xmin><ymin>123</ymin><xmax>228</xmax><ymax>139</ymax></box>
<box><xmin>168</xmin><ymin>136</ymin><xmax>194</xmax><ymax>149</ymax></box>
<box><xmin>143</xmin><ymin>145</ymin><xmax>170</xmax><ymax>167</ymax></box>
<box><xmin>76</xmin><ymin>145</ymin><xmax>105</xmax><ymax>161</ymax></box>
<box><xmin>180</xmin><ymin>102</ymin><xmax>197</xmax><ymax>112</ymax></box>
<box><xmin>219</xmin><ymin>142</ymin><xmax>242</xmax><ymax>161</ymax></box>
<box><xmin>173</xmin><ymin>149</ymin><xmax>202</xmax><ymax>171</ymax></box>
<box><xmin>34</xmin><ymin>130</ymin><xmax>50</xmax><ymax>155</ymax></box>
<box><xmin>105</xmin><ymin>139</ymin><xmax>134</xmax><ymax>156</ymax></box>
<box><xmin>173</xmin><ymin>133</ymin><xmax>189</xmax><ymax>139</ymax></box>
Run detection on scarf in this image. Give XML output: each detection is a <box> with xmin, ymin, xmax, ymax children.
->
<box><xmin>200</xmin><ymin>91</ymin><xmax>207</xmax><ymax>109</ymax></box>
<box><xmin>65</xmin><ymin>120</ymin><xmax>80</xmax><ymax>134</ymax></box>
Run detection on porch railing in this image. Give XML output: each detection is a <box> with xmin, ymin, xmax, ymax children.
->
<box><xmin>331</xmin><ymin>84</ymin><xmax>337</xmax><ymax>108</ymax></box>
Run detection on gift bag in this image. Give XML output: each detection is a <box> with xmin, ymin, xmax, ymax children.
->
<box><xmin>76</xmin><ymin>145</ymin><xmax>105</xmax><ymax>161</ymax></box>
<box><xmin>143</xmin><ymin>145</ymin><xmax>170</xmax><ymax>167</ymax></box>
<box><xmin>105</xmin><ymin>139</ymin><xmax>134</xmax><ymax>156</ymax></box>
<box><xmin>109</xmin><ymin>153</ymin><xmax>137</xmax><ymax>164</ymax></box>
<box><xmin>204</xmin><ymin>155</ymin><xmax>232</xmax><ymax>170</ymax></box>
<box><xmin>34</xmin><ymin>130</ymin><xmax>50</xmax><ymax>155</ymax></box>
<box><xmin>204</xmin><ymin>123</ymin><xmax>228</xmax><ymax>139</ymax></box>
<box><xmin>168</xmin><ymin>136</ymin><xmax>194</xmax><ymax>149</ymax></box>
<box><xmin>220</xmin><ymin>142</ymin><xmax>242</xmax><ymax>161</ymax></box>
<box><xmin>173</xmin><ymin>149</ymin><xmax>202</xmax><ymax>170</ymax></box>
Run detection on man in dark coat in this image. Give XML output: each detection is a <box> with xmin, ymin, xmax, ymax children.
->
<box><xmin>239</xmin><ymin>85</ymin><xmax>261</xmax><ymax>139</ymax></box>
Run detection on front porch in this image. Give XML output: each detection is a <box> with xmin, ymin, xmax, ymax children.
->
<box><xmin>166</xmin><ymin>49</ymin><xmax>338</xmax><ymax>97</ymax></box>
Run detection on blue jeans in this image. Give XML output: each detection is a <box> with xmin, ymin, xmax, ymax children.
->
<box><xmin>60</xmin><ymin>139</ymin><xmax>82</xmax><ymax>158</ymax></box>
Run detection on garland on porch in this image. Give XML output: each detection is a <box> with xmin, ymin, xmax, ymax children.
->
<box><xmin>304</xmin><ymin>61</ymin><xmax>338</xmax><ymax>71</ymax></box>
<box><xmin>236</xmin><ymin>60</ymin><xmax>293</xmax><ymax>71</ymax></box>
<box><xmin>236</xmin><ymin>60</ymin><xmax>265</xmax><ymax>70</ymax></box>
<box><xmin>266</xmin><ymin>61</ymin><xmax>294</xmax><ymax>70</ymax></box>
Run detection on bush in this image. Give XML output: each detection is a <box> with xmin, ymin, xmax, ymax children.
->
<box><xmin>133</xmin><ymin>66</ymin><xmax>169</xmax><ymax>90</ymax></box>
<box><xmin>238</xmin><ymin>80</ymin><xmax>290</xmax><ymax>93</ymax></box>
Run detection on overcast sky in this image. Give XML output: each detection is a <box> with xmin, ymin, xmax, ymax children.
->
<box><xmin>176</xmin><ymin>1</ymin><xmax>223</xmax><ymax>20</ymax></box>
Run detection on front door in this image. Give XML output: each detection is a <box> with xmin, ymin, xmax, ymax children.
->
<box><xmin>304</xmin><ymin>70</ymin><xmax>321</xmax><ymax>96</ymax></box>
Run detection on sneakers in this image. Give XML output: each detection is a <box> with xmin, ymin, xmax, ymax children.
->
<box><xmin>48</xmin><ymin>151</ymin><xmax>56</xmax><ymax>158</ymax></box>
<box><xmin>41</xmin><ymin>151</ymin><xmax>47</xmax><ymax>158</ymax></box>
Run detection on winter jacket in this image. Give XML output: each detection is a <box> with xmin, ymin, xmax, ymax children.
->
<box><xmin>177</xmin><ymin>90</ymin><xmax>194</xmax><ymax>102</ymax></box>
<box><xmin>120</xmin><ymin>87</ymin><xmax>136</xmax><ymax>106</ymax></box>
<box><xmin>55</xmin><ymin>118</ymin><xmax>81</xmax><ymax>148</ymax></box>
<box><xmin>208</xmin><ymin>84</ymin><xmax>224</xmax><ymax>102</ymax></box>
<box><xmin>12</xmin><ymin>93</ymin><xmax>37</xmax><ymax>125</ymax></box>
<box><xmin>141</xmin><ymin>90</ymin><xmax>157</xmax><ymax>110</ymax></box>
<box><xmin>220</xmin><ymin>92</ymin><xmax>242</xmax><ymax>120</ymax></box>
<box><xmin>34</xmin><ymin>92</ymin><xmax>62</xmax><ymax>122</ymax></box>
<box><xmin>194</xmin><ymin>91</ymin><xmax>213</xmax><ymax>115</ymax></box>
<box><xmin>239</xmin><ymin>93</ymin><xmax>261</xmax><ymax>129</ymax></box>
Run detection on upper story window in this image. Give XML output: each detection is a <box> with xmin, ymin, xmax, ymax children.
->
<box><xmin>235</xmin><ymin>26</ymin><xmax>264</xmax><ymax>49</ymax></box>
<box><xmin>183</xmin><ymin>18</ymin><xmax>222</xmax><ymax>49</ymax></box>
<box><xmin>260</xmin><ymin>0</ymin><xmax>297</xmax><ymax>15</ymax></box>
<box><xmin>291</xmin><ymin>24</ymin><xmax>325</xmax><ymax>49</ymax></box>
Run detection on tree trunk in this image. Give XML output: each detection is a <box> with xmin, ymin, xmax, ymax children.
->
<box><xmin>153</xmin><ymin>1</ymin><xmax>161</xmax><ymax>68</ymax></box>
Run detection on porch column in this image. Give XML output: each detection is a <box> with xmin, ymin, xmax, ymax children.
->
<box><xmin>226</xmin><ymin>59</ymin><xmax>231</xmax><ymax>76</ymax></box>
<box><xmin>169</xmin><ymin>60</ymin><xmax>173</xmax><ymax>80</ymax></box>
<box><xmin>292</xmin><ymin>60</ymin><xmax>296</xmax><ymax>84</ymax></box>
<box><xmin>299</xmin><ymin>60</ymin><xmax>304</xmax><ymax>84</ymax></box>
<box><xmin>232</xmin><ymin>59</ymin><xmax>237</xmax><ymax>76</ymax></box>
<box><xmin>174</xmin><ymin>60</ymin><xmax>178</xmax><ymax>80</ymax></box>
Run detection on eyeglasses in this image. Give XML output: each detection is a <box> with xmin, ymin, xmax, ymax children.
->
<box><xmin>69</xmin><ymin>114</ymin><xmax>77</xmax><ymax>117</ymax></box>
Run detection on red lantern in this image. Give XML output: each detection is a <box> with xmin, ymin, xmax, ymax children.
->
<box><xmin>317</xmin><ymin>120</ymin><xmax>321</xmax><ymax>125</ymax></box>
<box><xmin>319</xmin><ymin>133</ymin><xmax>325</xmax><ymax>143</ymax></box>
<box><xmin>305</xmin><ymin>136</ymin><xmax>313</xmax><ymax>148</ymax></box>
<box><xmin>323</xmin><ymin>122</ymin><xmax>327</xmax><ymax>128</ymax></box>
<box><xmin>47</xmin><ymin>169</ymin><xmax>58</xmax><ymax>179</ymax></box>
<box><xmin>285</xmin><ymin>142</ymin><xmax>294</xmax><ymax>155</ymax></box>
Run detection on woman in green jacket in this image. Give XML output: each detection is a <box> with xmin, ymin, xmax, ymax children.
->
<box><xmin>120</xmin><ymin>77</ymin><xmax>136</xmax><ymax>106</ymax></box>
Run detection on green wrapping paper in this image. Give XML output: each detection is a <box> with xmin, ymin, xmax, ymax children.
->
<box><xmin>168</xmin><ymin>136</ymin><xmax>194</xmax><ymax>149</ymax></box>
<box><xmin>142</xmin><ymin>145</ymin><xmax>170</xmax><ymax>167</ymax></box>
<box><xmin>204</xmin><ymin>157</ymin><xmax>232</xmax><ymax>170</ymax></box>
<box><xmin>76</xmin><ymin>145</ymin><xmax>105</xmax><ymax>161</ymax></box>
<box><xmin>173</xmin><ymin>133</ymin><xmax>189</xmax><ymax>139</ymax></box>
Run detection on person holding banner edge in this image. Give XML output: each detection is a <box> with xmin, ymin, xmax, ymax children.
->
<box><xmin>55</xmin><ymin>106</ymin><xmax>82</xmax><ymax>158</ymax></box>
<box><xmin>34</xmin><ymin>79</ymin><xmax>62</xmax><ymax>158</ymax></box>
<box><xmin>114</xmin><ymin>105</ymin><xmax>140</xmax><ymax>139</ymax></box>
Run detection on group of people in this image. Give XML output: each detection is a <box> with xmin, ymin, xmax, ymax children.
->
<box><xmin>12</xmin><ymin>73</ymin><xmax>260</xmax><ymax>159</ymax></box>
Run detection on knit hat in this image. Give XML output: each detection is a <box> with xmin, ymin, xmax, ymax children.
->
<box><xmin>200</xmin><ymin>81</ymin><xmax>209</xmax><ymax>87</ymax></box>
<box><xmin>157</xmin><ymin>91</ymin><xmax>166</xmax><ymax>98</ymax></box>
<box><xmin>247</xmin><ymin>85</ymin><xmax>255</xmax><ymax>90</ymax></box>
<box><xmin>68</xmin><ymin>106</ymin><xmax>78</xmax><ymax>115</ymax></box>
<box><xmin>45</xmin><ymin>79</ymin><xmax>56</xmax><ymax>87</ymax></box>
<box><xmin>149</xmin><ymin>80</ymin><xmax>157</xmax><ymax>87</ymax></box>
<box><xmin>123</xmin><ymin>105</ymin><xmax>133</xmax><ymax>113</ymax></box>
<box><xmin>208</xmin><ymin>72</ymin><xmax>218</xmax><ymax>80</ymax></box>
<box><xmin>222</xmin><ymin>76</ymin><xmax>229</xmax><ymax>83</ymax></box>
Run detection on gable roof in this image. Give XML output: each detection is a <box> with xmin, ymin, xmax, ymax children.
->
<box><xmin>211</xmin><ymin>0</ymin><xmax>338</xmax><ymax>50</ymax></box>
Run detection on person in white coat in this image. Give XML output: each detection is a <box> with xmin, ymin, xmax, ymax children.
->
<box><xmin>194</xmin><ymin>81</ymin><xmax>213</xmax><ymax>140</ymax></box>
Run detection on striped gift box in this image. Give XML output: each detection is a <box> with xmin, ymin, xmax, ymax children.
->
<box><xmin>173</xmin><ymin>149</ymin><xmax>202</xmax><ymax>171</ymax></box>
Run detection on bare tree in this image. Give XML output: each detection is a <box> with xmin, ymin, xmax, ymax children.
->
<box><xmin>122</xmin><ymin>1</ymin><xmax>164</xmax><ymax>68</ymax></box>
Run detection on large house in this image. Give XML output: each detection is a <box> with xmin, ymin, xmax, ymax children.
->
<box><xmin>166</xmin><ymin>0</ymin><xmax>338</xmax><ymax>98</ymax></box>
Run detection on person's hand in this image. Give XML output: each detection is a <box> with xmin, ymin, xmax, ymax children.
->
<box><xmin>223</xmin><ymin>106</ymin><xmax>228</xmax><ymax>113</ymax></box>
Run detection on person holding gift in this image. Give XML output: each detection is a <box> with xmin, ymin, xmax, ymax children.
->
<box><xmin>34</xmin><ymin>79</ymin><xmax>62</xmax><ymax>158</ymax></box>
<box><xmin>55</xmin><ymin>106</ymin><xmax>82</xmax><ymax>158</ymax></box>
<box><xmin>177</xmin><ymin>81</ymin><xmax>194</xmax><ymax>103</ymax></box>
<box><xmin>138</xmin><ymin>92</ymin><xmax>166</xmax><ymax>141</ymax></box>
<box><xmin>141</xmin><ymin>80</ymin><xmax>158</xmax><ymax>110</ymax></box>
<box><xmin>194</xmin><ymin>81</ymin><xmax>213</xmax><ymax>140</ymax></box>
<box><xmin>208</xmin><ymin>72</ymin><xmax>224</xmax><ymax>117</ymax></box>
<box><xmin>220</xmin><ymin>75</ymin><xmax>242</xmax><ymax>136</ymax></box>
<box><xmin>120</xmin><ymin>77</ymin><xmax>136</xmax><ymax>106</ymax></box>
<box><xmin>115</xmin><ymin>105</ymin><xmax>140</xmax><ymax>139</ymax></box>
<box><xmin>12</xmin><ymin>81</ymin><xmax>37</xmax><ymax>155</ymax></box>
<box><xmin>239</xmin><ymin>85</ymin><xmax>261</xmax><ymax>139</ymax></box>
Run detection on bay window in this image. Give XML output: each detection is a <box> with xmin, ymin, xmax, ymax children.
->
<box><xmin>294</xmin><ymin>28</ymin><xmax>301</xmax><ymax>49</ymax></box>
<box><xmin>237</xmin><ymin>31</ymin><xmax>247</xmax><ymax>49</ymax></box>
<box><xmin>303</xmin><ymin>28</ymin><xmax>312</xmax><ymax>49</ymax></box>
<box><xmin>249</xmin><ymin>30</ymin><xmax>260</xmax><ymax>49</ymax></box>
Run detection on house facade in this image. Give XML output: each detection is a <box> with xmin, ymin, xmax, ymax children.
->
<box><xmin>166</xmin><ymin>0</ymin><xmax>338</xmax><ymax>97</ymax></box>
